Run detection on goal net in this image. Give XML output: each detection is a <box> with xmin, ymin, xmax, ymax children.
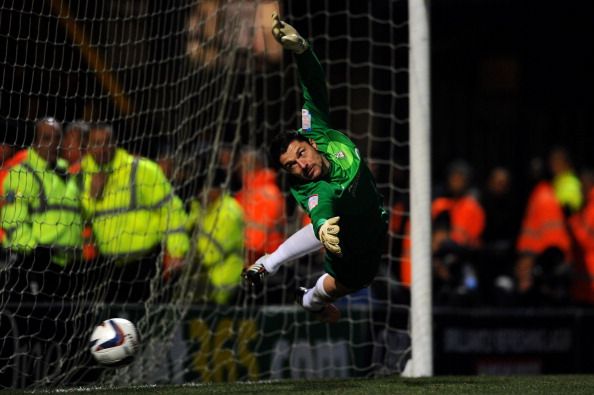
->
<box><xmin>0</xmin><ymin>0</ymin><xmax>418</xmax><ymax>388</ymax></box>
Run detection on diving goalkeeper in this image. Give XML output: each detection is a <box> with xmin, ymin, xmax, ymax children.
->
<box><xmin>244</xmin><ymin>13</ymin><xmax>388</xmax><ymax>323</ymax></box>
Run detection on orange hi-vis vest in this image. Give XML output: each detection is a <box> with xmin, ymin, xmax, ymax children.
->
<box><xmin>516</xmin><ymin>181</ymin><xmax>570</xmax><ymax>258</ymax></box>
<box><xmin>398</xmin><ymin>195</ymin><xmax>485</xmax><ymax>286</ymax></box>
<box><xmin>389</xmin><ymin>200</ymin><xmax>410</xmax><ymax>283</ymax></box>
<box><xmin>431</xmin><ymin>196</ymin><xmax>485</xmax><ymax>248</ymax></box>
<box><xmin>569</xmin><ymin>188</ymin><xmax>594</xmax><ymax>303</ymax></box>
<box><xmin>235</xmin><ymin>168</ymin><xmax>285</xmax><ymax>257</ymax></box>
<box><xmin>0</xmin><ymin>149</ymin><xmax>28</xmax><ymax>243</ymax></box>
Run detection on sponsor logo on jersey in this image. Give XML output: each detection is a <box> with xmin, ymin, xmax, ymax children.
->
<box><xmin>302</xmin><ymin>109</ymin><xmax>312</xmax><ymax>131</ymax></box>
<box><xmin>335</xmin><ymin>151</ymin><xmax>345</xmax><ymax>159</ymax></box>
<box><xmin>308</xmin><ymin>194</ymin><xmax>319</xmax><ymax>210</ymax></box>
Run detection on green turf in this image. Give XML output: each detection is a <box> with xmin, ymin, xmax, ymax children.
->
<box><xmin>14</xmin><ymin>375</ymin><xmax>594</xmax><ymax>395</ymax></box>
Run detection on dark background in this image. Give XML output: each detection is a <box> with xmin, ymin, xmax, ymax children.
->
<box><xmin>431</xmin><ymin>0</ymin><xmax>594</xmax><ymax>186</ymax></box>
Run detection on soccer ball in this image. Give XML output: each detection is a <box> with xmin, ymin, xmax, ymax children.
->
<box><xmin>89</xmin><ymin>318</ymin><xmax>140</xmax><ymax>366</ymax></box>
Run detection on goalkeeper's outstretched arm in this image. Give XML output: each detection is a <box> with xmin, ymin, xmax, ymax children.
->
<box><xmin>271</xmin><ymin>13</ymin><xmax>330</xmax><ymax>129</ymax></box>
<box><xmin>243</xmin><ymin>224</ymin><xmax>322</xmax><ymax>290</ymax></box>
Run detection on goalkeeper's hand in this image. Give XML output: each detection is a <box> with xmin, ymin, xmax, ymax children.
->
<box><xmin>318</xmin><ymin>216</ymin><xmax>342</xmax><ymax>256</ymax></box>
<box><xmin>242</xmin><ymin>255</ymin><xmax>269</xmax><ymax>293</ymax></box>
<box><xmin>271</xmin><ymin>12</ymin><xmax>309</xmax><ymax>54</ymax></box>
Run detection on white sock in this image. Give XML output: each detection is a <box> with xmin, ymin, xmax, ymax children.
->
<box><xmin>302</xmin><ymin>274</ymin><xmax>332</xmax><ymax>312</ymax></box>
<box><xmin>262</xmin><ymin>224</ymin><xmax>321</xmax><ymax>274</ymax></box>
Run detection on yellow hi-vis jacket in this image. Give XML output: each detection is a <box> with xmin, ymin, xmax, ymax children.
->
<box><xmin>0</xmin><ymin>149</ymin><xmax>83</xmax><ymax>265</ymax></box>
<box><xmin>81</xmin><ymin>149</ymin><xmax>189</xmax><ymax>259</ymax></box>
<box><xmin>188</xmin><ymin>193</ymin><xmax>245</xmax><ymax>304</ymax></box>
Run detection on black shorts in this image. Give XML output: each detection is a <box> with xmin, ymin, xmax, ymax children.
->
<box><xmin>322</xmin><ymin>225</ymin><xmax>387</xmax><ymax>290</ymax></box>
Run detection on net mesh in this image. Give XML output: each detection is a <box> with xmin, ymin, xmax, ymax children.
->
<box><xmin>0</xmin><ymin>0</ymin><xmax>410</xmax><ymax>388</ymax></box>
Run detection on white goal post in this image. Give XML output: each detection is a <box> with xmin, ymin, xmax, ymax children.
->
<box><xmin>407</xmin><ymin>0</ymin><xmax>433</xmax><ymax>377</ymax></box>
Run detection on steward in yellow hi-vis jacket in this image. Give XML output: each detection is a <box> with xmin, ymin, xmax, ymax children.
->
<box><xmin>82</xmin><ymin>124</ymin><xmax>190</xmax><ymax>303</ymax></box>
<box><xmin>0</xmin><ymin>118</ymin><xmax>83</xmax><ymax>301</ymax></box>
<box><xmin>1</xmin><ymin>148</ymin><xmax>82</xmax><ymax>257</ymax></box>
<box><xmin>187</xmin><ymin>169</ymin><xmax>245</xmax><ymax>304</ymax></box>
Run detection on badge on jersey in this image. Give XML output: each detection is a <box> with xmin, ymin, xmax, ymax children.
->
<box><xmin>307</xmin><ymin>194</ymin><xmax>319</xmax><ymax>211</ymax></box>
<box><xmin>302</xmin><ymin>109</ymin><xmax>312</xmax><ymax>131</ymax></box>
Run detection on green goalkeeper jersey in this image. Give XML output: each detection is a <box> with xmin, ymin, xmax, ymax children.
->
<box><xmin>289</xmin><ymin>47</ymin><xmax>388</xmax><ymax>288</ymax></box>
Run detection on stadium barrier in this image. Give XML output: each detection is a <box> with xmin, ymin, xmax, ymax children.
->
<box><xmin>433</xmin><ymin>306</ymin><xmax>594</xmax><ymax>375</ymax></box>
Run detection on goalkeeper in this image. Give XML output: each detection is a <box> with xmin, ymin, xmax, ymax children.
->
<box><xmin>244</xmin><ymin>13</ymin><xmax>388</xmax><ymax>323</ymax></box>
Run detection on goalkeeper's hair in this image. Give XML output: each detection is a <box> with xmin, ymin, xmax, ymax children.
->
<box><xmin>269</xmin><ymin>130</ymin><xmax>310</xmax><ymax>170</ymax></box>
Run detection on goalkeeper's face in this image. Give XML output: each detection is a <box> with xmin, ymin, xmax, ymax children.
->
<box><xmin>279</xmin><ymin>139</ymin><xmax>329</xmax><ymax>181</ymax></box>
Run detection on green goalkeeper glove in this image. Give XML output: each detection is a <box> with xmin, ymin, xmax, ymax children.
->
<box><xmin>271</xmin><ymin>12</ymin><xmax>309</xmax><ymax>54</ymax></box>
<box><xmin>318</xmin><ymin>216</ymin><xmax>342</xmax><ymax>256</ymax></box>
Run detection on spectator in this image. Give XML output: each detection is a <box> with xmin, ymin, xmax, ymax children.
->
<box><xmin>156</xmin><ymin>142</ymin><xmax>201</xmax><ymax>203</ymax></box>
<box><xmin>549</xmin><ymin>146</ymin><xmax>582</xmax><ymax>214</ymax></box>
<box><xmin>0</xmin><ymin>121</ymin><xmax>28</xmax><ymax>244</ymax></box>
<box><xmin>61</xmin><ymin>121</ymin><xmax>95</xmax><ymax>262</ymax></box>
<box><xmin>187</xmin><ymin>169</ymin><xmax>245</xmax><ymax>304</ymax></box>
<box><xmin>431</xmin><ymin>160</ymin><xmax>485</xmax><ymax>305</ymax></box>
<box><xmin>81</xmin><ymin>124</ymin><xmax>190</xmax><ymax>303</ymax></box>
<box><xmin>482</xmin><ymin>167</ymin><xmax>520</xmax><ymax>243</ymax></box>
<box><xmin>235</xmin><ymin>147</ymin><xmax>285</xmax><ymax>264</ymax></box>
<box><xmin>515</xmin><ymin>158</ymin><xmax>572</xmax><ymax>305</ymax></box>
<box><xmin>1</xmin><ymin>117</ymin><xmax>83</xmax><ymax>297</ymax></box>
<box><xmin>480</xmin><ymin>166</ymin><xmax>522</xmax><ymax>305</ymax></box>
<box><xmin>568</xmin><ymin>169</ymin><xmax>594</xmax><ymax>304</ymax></box>
<box><xmin>392</xmin><ymin>199</ymin><xmax>412</xmax><ymax>286</ymax></box>
<box><xmin>60</xmin><ymin>120</ymin><xmax>90</xmax><ymax>175</ymax></box>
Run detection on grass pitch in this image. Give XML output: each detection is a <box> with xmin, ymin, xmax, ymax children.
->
<box><xmin>23</xmin><ymin>375</ymin><xmax>594</xmax><ymax>394</ymax></box>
